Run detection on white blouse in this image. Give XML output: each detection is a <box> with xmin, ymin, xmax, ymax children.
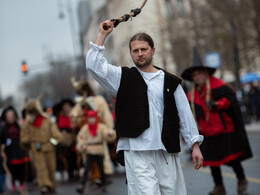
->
<box><xmin>86</xmin><ymin>42</ymin><xmax>203</xmax><ymax>152</ymax></box>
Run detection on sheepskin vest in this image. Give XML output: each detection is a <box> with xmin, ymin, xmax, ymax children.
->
<box><xmin>115</xmin><ymin>66</ymin><xmax>182</xmax><ymax>153</ymax></box>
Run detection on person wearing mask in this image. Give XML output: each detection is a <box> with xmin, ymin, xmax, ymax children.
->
<box><xmin>76</xmin><ymin>110</ymin><xmax>116</xmax><ymax>194</ymax></box>
<box><xmin>20</xmin><ymin>99</ymin><xmax>63</xmax><ymax>194</ymax></box>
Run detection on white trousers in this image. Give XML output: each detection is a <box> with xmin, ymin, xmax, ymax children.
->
<box><xmin>124</xmin><ymin>150</ymin><xmax>187</xmax><ymax>195</ymax></box>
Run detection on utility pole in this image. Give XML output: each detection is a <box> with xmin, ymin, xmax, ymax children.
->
<box><xmin>230</xmin><ymin>17</ymin><xmax>242</xmax><ymax>91</ymax></box>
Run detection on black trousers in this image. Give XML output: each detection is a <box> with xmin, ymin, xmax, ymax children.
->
<box><xmin>7</xmin><ymin>163</ymin><xmax>26</xmax><ymax>184</ymax></box>
<box><xmin>81</xmin><ymin>155</ymin><xmax>106</xmax><ymax>186</ymax></box>
<box><xmin>210</xmin><ymin>160</ymin><xmax>245</xmax><ymax>186</ymax></box>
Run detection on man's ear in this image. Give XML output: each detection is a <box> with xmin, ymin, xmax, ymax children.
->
<box><xmin>152</xmin><ymin>47</ymin><xmax>155</xmax><ymax>55</ymax></box>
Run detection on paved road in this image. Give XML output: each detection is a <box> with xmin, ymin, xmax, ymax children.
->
<box><xmin>3</xmin><ymin>129</ymin><xmax>260</xmax><ymax>195</ymax></box>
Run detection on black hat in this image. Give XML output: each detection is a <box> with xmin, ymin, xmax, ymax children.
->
<box><xmin>181</xmin><ymin>47</ymin><xmax>216</xmax><ymax>81</ymax></box>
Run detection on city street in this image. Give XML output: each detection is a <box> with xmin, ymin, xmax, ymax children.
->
<box><xmin>3</xmin><ymin>124</ymin><xmax>260</xmax><ymax>195</ymax></box>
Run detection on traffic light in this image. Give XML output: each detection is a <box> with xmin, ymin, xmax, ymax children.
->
<box><xmin>21</xmin><ymin>61</ymin><xmax>28</xmax><ymax>75</ymax></box>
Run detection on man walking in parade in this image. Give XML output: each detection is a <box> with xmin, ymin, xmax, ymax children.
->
<box><xmin>181</xmin><ymin>48</ymin><xmax>253</xmax><ymax>195</ymax></box>
<box><xmin>85</xmin><ymin>20</ymin><xmax>204</xmax><ymax>195</ymax></box>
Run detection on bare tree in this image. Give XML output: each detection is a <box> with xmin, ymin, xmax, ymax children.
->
<box><xmin>20</xmin><ymin>59</ymin><xmax>83</xmax><ymax>107</ymax></box>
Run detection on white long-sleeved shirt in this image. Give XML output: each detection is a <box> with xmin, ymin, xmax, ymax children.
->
<box><xmin>86</xmin><ymin>42</ymin><xmax>203</xmax><ymax>152</ymax></box>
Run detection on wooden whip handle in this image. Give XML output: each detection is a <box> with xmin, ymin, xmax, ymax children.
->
<box><xmin>103</xmin><ymin>23</ymin><xmax>111</xmax><ymax>30</ymax></box>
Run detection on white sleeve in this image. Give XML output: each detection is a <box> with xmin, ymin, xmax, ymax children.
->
<box><xmin>174</xmin><ymin>84</ymin><xmax>204</xmax><ymax>148</ymax></box>
<box><xmin>86</xmin><ymin>41</ymin><xmax>122</xmax><ymax>96</ymax></box>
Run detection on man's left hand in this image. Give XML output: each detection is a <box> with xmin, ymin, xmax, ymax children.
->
<box><xmin>192</xmin><ymin>143</ymin><xmax>203</xmax><ymax>170</ymax></box>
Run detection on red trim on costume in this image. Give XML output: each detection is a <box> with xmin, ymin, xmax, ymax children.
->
<box><xmin>209</xmin><ymin>76</ymin><xmax>226</xmax><ymax>89</ymax></box>
<box><xmin>217</xmin><ymin>97</ymin><xmax>231</xmax><ymax>110</ymax></box>
<box><xmin>58</xmin><ymin>115</ymin><xmax>71</xmax><ymax>129</ymax></box>
<box><xmin>203</xmin><ymin>151</ymin><xmax>243</xmax><ymax>167</ymax></box>
<box><xmin>32</xmin><ymin>115</ymin><xmax>44</xmax><ymax>128</ymax></box>
<box><xmin>112</xmin><ymin>110</ymin><xmax>116</xmax><ymax>122</ymax></box>
<box><xmin>10</xmin><ymin>157</ymin><xmax>30</xmax><ymax>165</ymax></box>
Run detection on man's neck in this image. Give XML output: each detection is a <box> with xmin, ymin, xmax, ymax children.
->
<box><xmin>136</xmin><ymin>64</ymin><xmax>158</xmax><ymax>73</ymax></box>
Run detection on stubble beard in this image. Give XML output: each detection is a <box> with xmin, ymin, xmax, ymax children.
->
<box><xmin>134</xmin><ymin>57</ymin><xmax>153</xmax><ymax>69</ymax></box>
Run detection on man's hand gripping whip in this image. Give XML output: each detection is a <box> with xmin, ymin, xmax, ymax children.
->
<box><xmin>103</xmin><ymin>0</ymin><xmax>147</xmax><ymax>30</ymax></box>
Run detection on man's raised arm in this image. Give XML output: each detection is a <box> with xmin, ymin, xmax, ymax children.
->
<box><xmin>95</xmin><ymin>20</ymin><xmax>114</xmax><ymax>46</ymax></box>
<box><xmin>86</xmin><ymin>20</ymin><xmax>121</xmax><ymax>96</ymax></box>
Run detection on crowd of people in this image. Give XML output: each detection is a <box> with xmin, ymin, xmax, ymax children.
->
<box><xmin>0</xmin><ymin>80</ymin><xmax>118</xmax><ymax>194</ymax></box>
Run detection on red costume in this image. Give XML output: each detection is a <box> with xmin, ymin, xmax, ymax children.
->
<box><xmin>188</xmin><ymin>76</ymin><xmax>252</xmax><ymax>166</ymax></box>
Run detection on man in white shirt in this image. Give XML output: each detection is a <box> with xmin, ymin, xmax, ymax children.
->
<box><xmin>85</xmin><ymin>20</ymin><xmax>203</xmax><ymax>195</ymax></box>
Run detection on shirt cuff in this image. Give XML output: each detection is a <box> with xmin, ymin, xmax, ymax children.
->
<box><xmin>89</xmin><ymin>41</ymin><xmax>105</xmax><ymax>51</ymax></box>
<box><xmin>191</xmin><ymin>135</ymin><xmax>204</xmax><ymax>147</ymax></box>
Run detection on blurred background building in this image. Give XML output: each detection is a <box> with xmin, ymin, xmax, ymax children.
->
<box><xmin>1</xmin><ymin>0</ymin><xmax>260</xmax><ymax>115</ymax></box>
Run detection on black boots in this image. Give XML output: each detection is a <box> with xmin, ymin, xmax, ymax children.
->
<box><xmin>209</xmin><ymin>185</ymin><xmax>226</xmax><ymax>195</ymax></box>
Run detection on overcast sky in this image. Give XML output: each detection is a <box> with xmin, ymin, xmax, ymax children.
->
<box><xmin>0</xmin><ymin>0</ymin><xmax>82</xmax><ymax>99</ymax></box>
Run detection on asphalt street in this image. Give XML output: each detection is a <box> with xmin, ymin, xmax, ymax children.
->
<box><xmin>3</xmin><ymin>123</ymin><xmax>260</xmax><ymax>195</ymax></box>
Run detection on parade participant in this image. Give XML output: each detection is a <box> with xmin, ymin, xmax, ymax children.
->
<box><xmin>20</xmin><ymin>99</ymin><xmax>63</xmax><ymax>194</ymax></box>
<box><xmin>85</xmin><ymin>20</ymin><xmax>204</xmax><ymax>195</ymax></box>
<box><xmin>0</xmin><ymin>119</ymin><xmax>5</xmax><ymax>194</ymax></box>
<box><xmin>76</xmin><ymin>110</ymin><xmax>116</xmax><ymax>194</ymax></box>
<box><xmin>71</xmin><ymin>78</ymin><xmax>116</xmax><ymax>183</ymax></box>
<box><xmin>181</xmin><ymin>47</ymin><xmax>253</xmax><ymax>195</ymax></box>
<box><xmin>0</xmin><ymin>150</ymin><xmax>4</xmax><ymax>194</ymax></box>
<box><xmin>55</xmin><ymin>99</ymin><xmax>78</xmax><ymax>182</ymax></box>
<box><xmin>0</xmin><ymin>106</ymin><xmax>30</xmax><ymax>192</ymax></box>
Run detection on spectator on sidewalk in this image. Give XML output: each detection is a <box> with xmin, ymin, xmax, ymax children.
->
<box><xmin>248</xmin><ymin>83</ymin><xmax>260</xmax><ymax>121</ymax></box>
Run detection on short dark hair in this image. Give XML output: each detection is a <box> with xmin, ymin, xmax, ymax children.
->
<box><xmin>129</xmin><ymin>32</ymin><xmax>154</xmax><ymax>50</ymax></box>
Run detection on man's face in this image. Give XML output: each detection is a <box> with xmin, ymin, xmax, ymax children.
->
<box><xmin>130</xmin><ymin>40</ymin><xmax>155</xmax><ymax>69</ymax></box>
<box><xmin>192</xmin><ymin>70</ymin><xmax>209</xmax><ymax>86</ymax></box>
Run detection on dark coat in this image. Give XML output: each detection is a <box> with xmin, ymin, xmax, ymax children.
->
<box><xmin>0</xmin><ymin>123</ymin><xmax>28</xmax><ymax>165</ymax></box>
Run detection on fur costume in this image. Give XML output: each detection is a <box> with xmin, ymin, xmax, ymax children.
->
<box><xmin>20</xmin><ymin>99</ymin><xmax>63</xmax><ymax>192</ymax></box>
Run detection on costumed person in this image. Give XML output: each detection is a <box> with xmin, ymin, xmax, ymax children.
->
<box><xmin>0</xmin><ymin>149</ymin><xmax>4</xmax><ymax>194</ymax></box>
<box><xmin>0</xmin><ymin>118</ymin><xmax>5</xmax><ymax>195</ymax></box>
<box><xmin>20</xmin><ymin>99</ymin><xmax>63</xmax><ymax>194</ymax></box>
<box><xmin>71</xmin><ymin>78</ymin><xmax>115</xmax><ymax>184</ymax></box>
<box><xmin>54</xmin><ymin>99</ymin><xmax>78</xmax><ymax>182</ymax></box>
<box><xmin>76</xmin><ymin>110</ymin><xmax>116</xmax><ymax>194</ymax></box>
<box><xmin>0</xmin><ymin>106</ymin><xmax>30</xmax><ymax>192</ymax></box>
<box><xmin>181</xmin><ymin>47</ymin><xmax>253</xmax><ymax>195</ymax></box>
<box><xmin>85</xmin><ymin>20</ymin><xmax>204</xmax><ymax>195</ymax></box>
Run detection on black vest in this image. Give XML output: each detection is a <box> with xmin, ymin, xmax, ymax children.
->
<box><xmin>115</xmin><ymin>66</ymin><xmax>182</xmax><ymax>153</ymax></box>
